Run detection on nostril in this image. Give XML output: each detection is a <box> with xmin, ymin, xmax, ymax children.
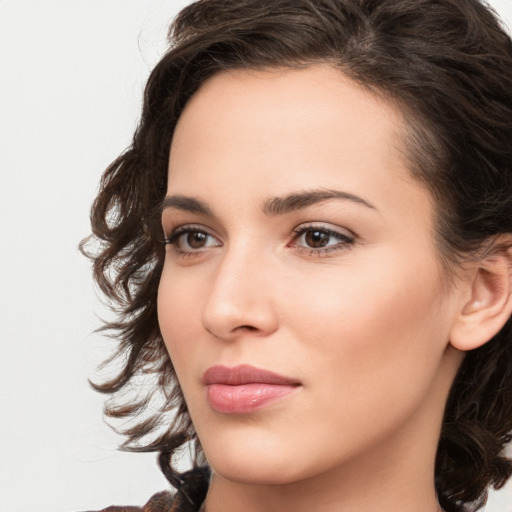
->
<box><xmin>239</xmin><ymin>325</ymin><xmax>257</xmax><ymax>331</ymax></box>
<box><xmin>205</xmin><ymin>324</ymin><xmax>258</xmax><ymax>340</ymax></box>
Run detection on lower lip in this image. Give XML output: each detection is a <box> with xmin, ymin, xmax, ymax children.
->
<box><xmin>206</xmin><ymin>383</ymin><xmax>299</xmax><ymax>414</ymax></box>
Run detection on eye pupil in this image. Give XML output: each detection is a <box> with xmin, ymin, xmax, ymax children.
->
<box><xmin>187</xmin><ymin>231</ymin><xmax>207</xmax><ymax>249</ymax></box>
<box><xmin>305</xmin><ymin>230</ymin><xmax>329</xmax><ymax>248</ymax></box>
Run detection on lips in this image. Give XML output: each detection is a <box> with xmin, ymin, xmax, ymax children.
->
<box><xmin>203</xmin><ymin>364</ymin><xmax>301</xmax><ymax>414</ymax></box>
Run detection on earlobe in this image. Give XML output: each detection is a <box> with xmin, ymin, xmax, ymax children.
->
<box><xmin>450</xmin><ymin>245</ymin><xmax>512</xmax><ymax>352</ymax></box>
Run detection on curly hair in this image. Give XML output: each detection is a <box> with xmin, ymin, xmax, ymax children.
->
<box><xmin>81</xmin><ymin>1</ymin><xmax>512</xmax><ymax>511</ymax></box>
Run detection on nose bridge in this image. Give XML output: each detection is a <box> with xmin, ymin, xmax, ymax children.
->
<box><xmin>202</xmin><ymin>237</ymin><xmax>276</xmax><ymax>338</ymax></box>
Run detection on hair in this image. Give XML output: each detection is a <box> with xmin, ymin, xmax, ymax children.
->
<box><xmin>81</xmin><ymin>1</ymin><xmax>512</xmax><ymax>511</ymax></box>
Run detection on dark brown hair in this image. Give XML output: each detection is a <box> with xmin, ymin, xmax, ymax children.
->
<box><xmin>81</xmin><ymin>1</ymin><xmax>512</xmax><ymax>511</ymax></box>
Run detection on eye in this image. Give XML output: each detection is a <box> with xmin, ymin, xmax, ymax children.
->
<box><xmin>165</xmin><ymin>225</ymin><xmax>221</xmax><ymax>254</ymax></box>
<box><xmin>290</xmin><ymin>223</ymin><xmax>355</xmax><ymax>255</ymax></box>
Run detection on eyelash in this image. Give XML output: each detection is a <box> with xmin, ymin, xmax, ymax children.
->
<box><xmin>289</xmin><ymin>223</ymin><xmax>355</xmax><ymax>257</ymax></box>
<box><xmin>164</xmin><ymin>223</ymin><xmax>355</xmax><ymax>258</ymax></box>
<box><xmin>164</xmin><ymin>224</ymin><xmax>219</xmax><ymax>258</ymax></box>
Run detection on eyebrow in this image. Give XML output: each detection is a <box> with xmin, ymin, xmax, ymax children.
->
<box><xmin>160</xmin><ymin>195</ymin><xmax>213</xmax><ymax>216</ymax></box>
<box><xmin>160</xmin><ymin>188</ymin><xmax>377</xmax><ymax>217</ymax></box>
<box><xmin>262</xmin><ymin>189</ymin><xmax>377</xmax><ymax>215</ymax></box>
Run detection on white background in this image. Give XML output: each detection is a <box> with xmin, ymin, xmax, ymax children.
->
<box><xmin>1</xmin><ymin>1</ymin><xmax>512</xmax><ymax>511</ymax></box>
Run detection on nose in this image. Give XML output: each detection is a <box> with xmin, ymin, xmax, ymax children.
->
<box><xmin>201</xmin><ymin>245</ymin><xmax>279</xmax><ymax>341</ymax></box>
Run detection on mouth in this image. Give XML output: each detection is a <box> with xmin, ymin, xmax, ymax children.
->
<box><xmin>202</xmin><ymin>364</ymin><xmax>301</xmax><ymax>414</ymax></box>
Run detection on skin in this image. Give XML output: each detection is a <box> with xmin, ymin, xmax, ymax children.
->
<box><xmin>157</xmin><ymin>66</ymin><xmax>470</xmax><ymax>512</ymax></box>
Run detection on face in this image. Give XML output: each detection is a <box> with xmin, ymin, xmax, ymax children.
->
<box><xmin>158</xmin><ymin>66</ymin><xmax>461</xmax><ymax>486</ymax></box>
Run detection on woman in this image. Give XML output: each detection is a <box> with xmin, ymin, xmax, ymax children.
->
<box><xmin>83</xmin><ymin>0</ymin><xmax>512</xmax><ymax>511</ymax></box>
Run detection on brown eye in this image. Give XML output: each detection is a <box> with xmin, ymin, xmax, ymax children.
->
<box><xmin>304</xmin><ymin>230</ymin><xmax>331</xmax><ymax>248</ymax></box>
<box><xmin>291</xmin><ymin>224</ymin><xmax>355</xmax><ymax>256</ymax></box>
<box><xmin>187</xmin><ymin>231</ymin><xmax>208</xmax><ymax>249</ymax></box>
<box><xmin>166</xmin><ymin>226</ymin><xmax>221</xmax><ymax>253</ymax></box>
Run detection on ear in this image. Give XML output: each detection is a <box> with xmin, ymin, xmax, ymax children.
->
<box><xmin>450</xmin><ymin>243</ymin><xmax>512</xmax><ymax>352</ymax></box>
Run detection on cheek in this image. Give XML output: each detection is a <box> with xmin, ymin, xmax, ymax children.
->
<box><xmin>157</xmin><ymin>266</ymin><xmax>203</xmax><ymax>382</ymax></box>
<box><xmin>286</xmin><ymin>251</ymin><xmax>449</xmax><ymax>406</ymax></box>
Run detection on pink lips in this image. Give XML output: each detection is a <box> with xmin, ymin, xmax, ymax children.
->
<box><xmin>203</xmin><ymin>364</ymin><xmax>300</xmax><ymax>414</ymax></box>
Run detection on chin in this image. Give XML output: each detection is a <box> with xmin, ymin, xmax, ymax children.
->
<box><xmin>210</xmin><ymin>457</ymin><xmax>305</xmax><ymax>486</ymax></box>
<box><xmin>197</xmin><ymin>423</ymin><xmax>354</xmax><ymax>489</ymax></box>
<box><xmin>199</xmin><ymin>427</ymin><xmax>312</xmax><ymax>486</ymax></box>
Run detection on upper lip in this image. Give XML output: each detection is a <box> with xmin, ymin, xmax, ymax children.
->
<box><xmin>203</xmin><ymin>364</ymin><xmax>300</xmax><ymax>386</ymax></box>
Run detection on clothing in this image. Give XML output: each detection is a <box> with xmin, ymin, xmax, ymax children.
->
<box><xmin>88</xmin><ymin>490</ymin><xmax>194</xmax><ymax>512</ymax></box>
<box><xmin>91</xmin><ymin>491</ymin><xmax>175</xmax><ymax>512</ymax></box>
<box><xmin>87</xmin><ymin>467</ymin><xmax>209</xmax><ymax>512</ymax></box>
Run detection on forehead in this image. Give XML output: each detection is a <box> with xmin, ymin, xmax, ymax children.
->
<box><xmin>167</xmin><ymin>65</ymin><xmax>431</xmax><ymax>222</ymax></box>
<box><xmin>172</xmin><ymin>65</ymin><xmax>404</xmax><ymax>150</ymax></box>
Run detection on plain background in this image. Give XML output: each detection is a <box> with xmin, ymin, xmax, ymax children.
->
<box><xmin>1</xmin><ymin>1</ymin><xmax>512</xmax><ymax>511</ymax></box>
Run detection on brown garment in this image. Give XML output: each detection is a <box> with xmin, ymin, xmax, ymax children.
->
<box><xmin>88</xmin><ymin>490</ymin><xmax>199</xmax><ymax>512</ymax></box>
<box><xmin>88</xmin><ymin>491</ymin><xmax>175</xmax><ymax>512</ymax></box>
<box><xmin>87</xmin><ymin>467</ymin><xmax>210</xmax><ymax>512</ymax></box>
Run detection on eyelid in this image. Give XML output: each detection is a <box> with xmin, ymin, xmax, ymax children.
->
<box><xmin>290</xmin><ymin>221</ymin><xmax>355</xmax><ymax>240</ymax></box>
<box><xmin>164</xmin><ymin>224</ymin><xmax>223</xmax><ymax>256</ymax></box>
<box><xmin>288</xmin><ymin>222</ymin><xmax>356</xmax><ymax>256</ymax></box>
<box><xmin>164</xmin><ymin>223</ymin><xmax>217</xmax><ymax>241</ymax></box>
